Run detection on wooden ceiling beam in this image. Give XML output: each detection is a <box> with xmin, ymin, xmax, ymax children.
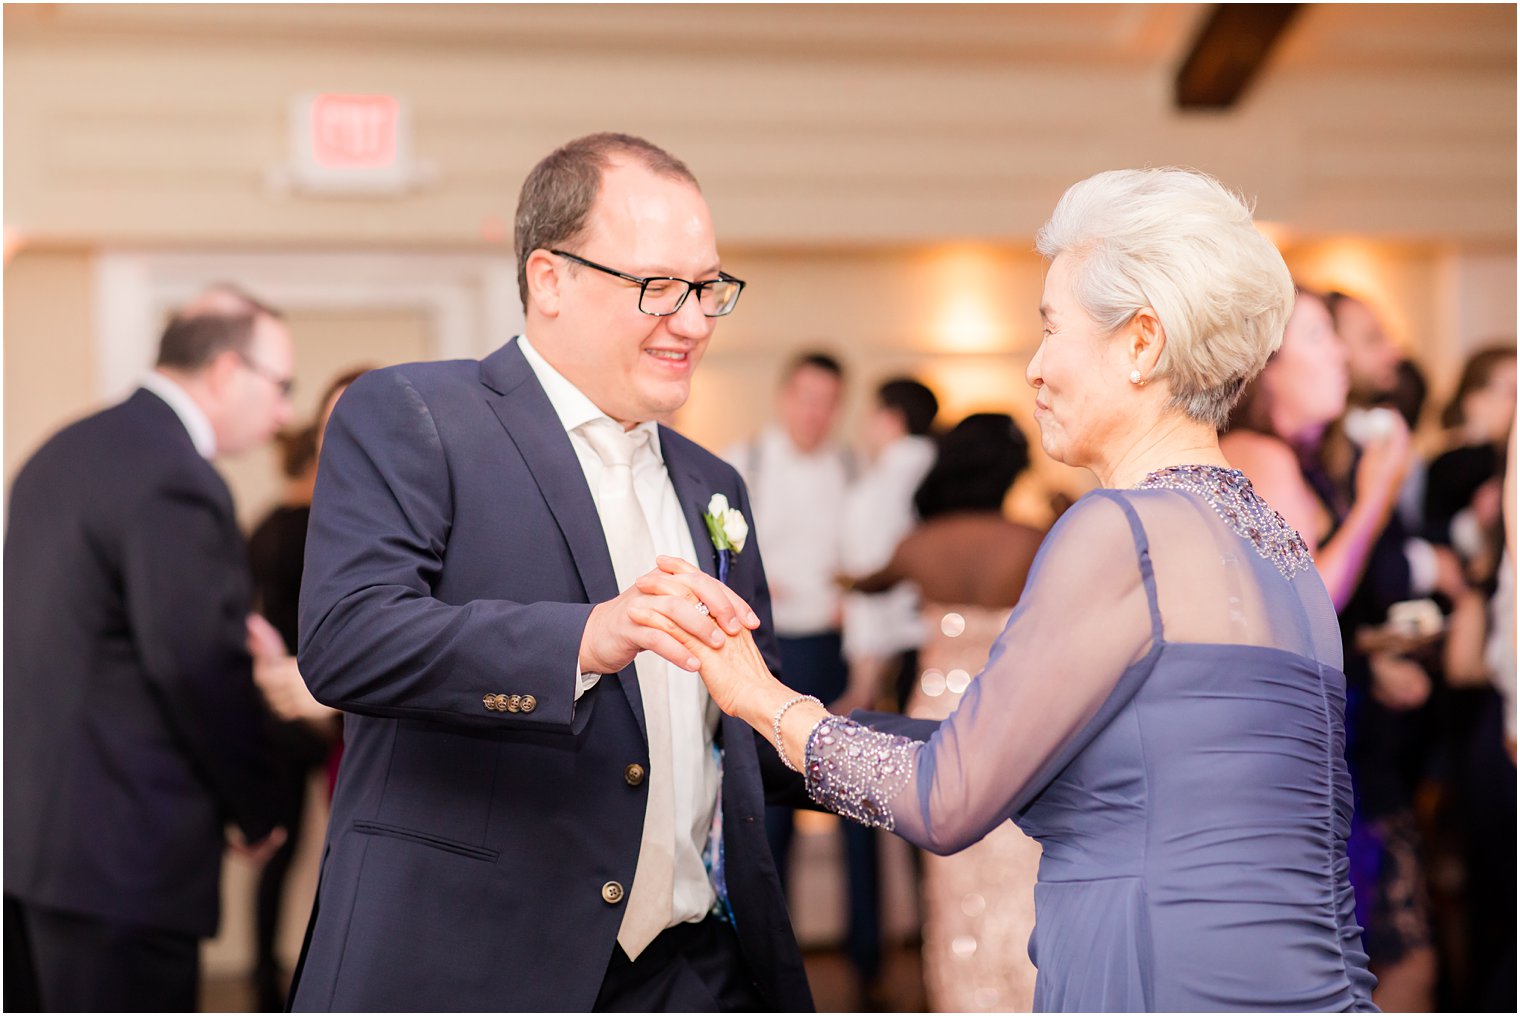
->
<box><xmin>1175</xmin><ymin>4</ymin><xmax>1302</xmax><ymax>109</ymax></box>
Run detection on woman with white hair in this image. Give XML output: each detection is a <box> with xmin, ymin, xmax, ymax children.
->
<box><xmin>650</xmin><ymin>168</ymin><xmax>1377</xmax><ymax>1011</ymax></box>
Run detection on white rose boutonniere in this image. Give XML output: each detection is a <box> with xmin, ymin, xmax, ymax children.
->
<box><xmin>703</xmin><ymin>493</ymin><xmax>748</xmax><ymax>582</ymax></box>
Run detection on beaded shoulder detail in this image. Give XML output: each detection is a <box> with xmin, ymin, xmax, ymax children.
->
<box><xmin>1133</xmin><ymin>464</ymin><xmax>1314</xmax><ymax>580</ymax></box>
<box><xmin>803</xmin><ymin>717</ymin><xmax>917</xmax><ymax>831</ymax></box>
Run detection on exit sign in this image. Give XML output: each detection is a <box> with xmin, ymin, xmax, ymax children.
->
<box><xmin>289</xmin><ymin>92</ymin><xmax>414</xmax><ymax>193</ymax></box>
<box><xmin>312</xmin><ymin>93</ymin><xmax>398</xmax><ymax>168</ymax></box>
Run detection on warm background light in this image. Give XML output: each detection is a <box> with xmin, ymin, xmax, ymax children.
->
<box><xmin>926</xmin><ymin>246</ymin><xmax>1014</xmax><ymax>355</ymax></box>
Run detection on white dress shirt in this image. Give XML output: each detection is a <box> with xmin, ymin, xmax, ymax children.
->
<box><xmin>841</xmin><ymin>434</ymin><xmax>936</xmax><ymax>660</ymax></box>
<box><xmin>518</xmin><ymin>335</ymin><xmax>719</xmax><ymax>927</ymax></box>
<box><xmin>140</xmin><ymin>371</ymin><xmax>216</xmax><ymax>459</ymax></box>
<box><xmin>725</xmin><ymin>425</ymin><xmax>848</xmax><ymax>637</ymax></box>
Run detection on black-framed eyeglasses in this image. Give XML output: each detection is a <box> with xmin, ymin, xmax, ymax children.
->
<box><xmin>237</xmin><ymin>352</ymin><xmax>295</xmax><ymax>398</ymax></box>
<box><xmin>550</xmin><ymin>249</ymin><xmax>745</xmax><ymax>317</ymax></box>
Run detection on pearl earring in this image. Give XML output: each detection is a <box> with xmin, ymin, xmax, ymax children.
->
<box><xmin>1129</xmin><ymin>369</ymin><xmax>1144</xmax><ymax>385</ymax></box>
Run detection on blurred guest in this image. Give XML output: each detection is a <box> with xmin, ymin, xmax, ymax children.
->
<box><xmin>246</xmin><ymin>368</ymin><xmax>365</xmax><ymax>732</ymax></box>
<box><xmin>246</xmin><ymin>424</ymin><xmax>327</xmax><ymax>1011</ymax></box>
<box><xmin>1426</xmin><ymin>346</ymin><xmax>1516</xmax><ymax>1013</ymax></box>
<box><xmin>1389</xmin><ymin>358</ymin><xmax>1431</xmax><ymax>533</ymax></box>
<box><xmin>829</xmin><ymin>376</ymin><xmax>937</xmax><ymax>1004</ymax></box>
<box><xmin>1223</xmin><ymin>290</ymin><xmax>1412</xmax><ymax>611</ymax></box>
<box><xmin>244</xmin><ymin>368</ymin><xmax>367</xmax><ymax>1011</ymax></box>
<box><xmin>1328</xmin><ymin>289</ymin><xmax>1403</xmax><ymax>409</ymax></box>
<box><xmin>246</xmin><ymin>371</ymin><xmax>360</xmax><ymax>810</ymax></box>
<box><xmin>849</xmin><ymin>412</ymin><xmax>1045</xmax><ymax>1012</ymax></box>
<box><xmin>725</xmin><ymin>352</ymin><xmax>869</xmax><ymax>989</ymax></box>
<box><xmin>1425</xmin><ymin>345</ymin><xmax>1516</xmax><ymax>555</ymax></box>
<box><xmin>724</xmin><ymin>351</ymin><xmax>851</xmax><ymax>754</ymax></box>
<box><xmin>1329</xmin><ymin>291</ymin><xmax>1457</xmax><ymax>592</ymax></box>
<box><xmin>1223</xmin><ymin>287</ymin><xmax>1436</xmax><ymax>1011</ymax></box>
<box><xmin>1429</xmin><ymin>346</ymin><xmax>1515</xmax><ymax>684</ymax></box>
<box><xmin>838</xmin><ymin>377</ymin><xmax>940</xmax><ymax>714</ymax></box>
<box><xmin>250</xmin><ymin>425</ymin><xmax>319</xmax><ymax>659</ymax></box>
<box><xmin>4</xmin><ymin>286</ymin><xmax>290</xmax><ymax>1011</ymax></box>
<box><xmin>1390</xmin><ymin>358</ymin><xmax>1429</xmax><ymax>433</ymax></box>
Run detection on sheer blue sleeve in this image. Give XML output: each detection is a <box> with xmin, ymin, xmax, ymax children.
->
<box><xmin>802</xmin><ymin>493</ymin><xmax>1155</xmax><ymax>853</ymax></box>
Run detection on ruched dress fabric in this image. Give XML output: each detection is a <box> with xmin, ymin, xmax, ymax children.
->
<box><xmin>804</xmin><ymin>466</ymin><xmax>1379</xmax><ymax>1012</ymax></box>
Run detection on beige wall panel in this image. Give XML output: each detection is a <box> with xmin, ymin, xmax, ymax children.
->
<box><xmin>4</xmin><ymin>237</ymin><xmax>1509</xmax><ymax>523</ymax></box>
<box><xmin>3</xmin><ymin>250</ymin><xmax>100</xmax><ymax>491</ymax></box>
<box><xmin>680</xmin><ymin>245</ymin><xmax>1042</xmax><ymax>446</ymax></box>
<box><xmin>5</xmin><ymin>5</ymin><xmax>1513</xmax><ymax>246</ymax></box>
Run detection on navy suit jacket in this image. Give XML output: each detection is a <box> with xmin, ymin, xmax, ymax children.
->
<box><xmin>290</xmin><ymin>340</ymin><xmax>813</xmax><ymax>1011</ymax></box>
<box><xmin>3</xmin><ymin>389</ymin><xmax>278</xmax><ymax>937</ymax></box>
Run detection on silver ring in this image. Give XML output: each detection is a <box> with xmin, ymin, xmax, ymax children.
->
<box><xmin>694</xmin><ymin>602</ymin><xmax>711</xmax><ymax>617</ymax></box>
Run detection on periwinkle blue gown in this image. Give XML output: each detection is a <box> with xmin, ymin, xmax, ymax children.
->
<box><xmin>805</xmin><ymin>466</ymin><xmax>1378</xmax><ymax>1012</ymax></box>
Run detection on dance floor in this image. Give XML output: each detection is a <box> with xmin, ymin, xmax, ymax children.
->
<box><xmin>200</xmin><ymin>943</ymin><xmax>929</xmax><ymax>1012</ymax></box>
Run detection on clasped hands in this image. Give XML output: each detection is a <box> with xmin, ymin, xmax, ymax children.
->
<box><xmin>577</xmin><ymin>555</ymin><xmax>774</xmax><ymax>716</ymax></box>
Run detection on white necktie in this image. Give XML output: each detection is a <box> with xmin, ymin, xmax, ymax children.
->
<box><xmin>580</xmin><ymin>420</ymin><xmax>675</xmax><ymax>959</ymax></box>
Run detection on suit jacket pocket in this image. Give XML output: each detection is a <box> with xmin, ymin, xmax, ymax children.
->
<box><xmin>352</xmin><ymin>820</ymin><xmax>500</xmax><ymax>862</ymax></box>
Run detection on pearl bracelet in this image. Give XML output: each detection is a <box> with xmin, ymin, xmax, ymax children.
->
<box><xmin>772</xmin><ymin>694</ymin><xmax>822</xmax><ymax>773</ymax></box>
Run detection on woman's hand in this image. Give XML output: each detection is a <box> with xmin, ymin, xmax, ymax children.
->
<box><xmin>1369</xmin><ymin>651</ymin><xmax>1432</xmax><ymax>711</ymax></box>
<box><xmin>246</xmin><ymin>614</ymin><xmax>339</xmax><ymax>726</ymax></box>
<box><xmin>646</xmin><ymin>557</ymin><xmax>783</xmax><ymax>719</ymax></box>
<box><xmin>1353</xmin><ymin>413</ymin><xmax>1412</xmax><ymax>510</ymax></box>
<box><xmin>580</xmin><ymin>558</ymin><xmax>760</xmax><ymax>677</ymax></box>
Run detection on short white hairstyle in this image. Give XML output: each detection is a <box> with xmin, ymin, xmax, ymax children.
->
<box><xmin>1035</xmin><ymin>168</ymin><xmax>1295</xmax><ymax>428</ymax></box>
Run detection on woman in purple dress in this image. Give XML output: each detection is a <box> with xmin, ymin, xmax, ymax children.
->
<box><xmin>653</xmin><ymin>168</ymin><xmax>1377</xmax><ymax>1011</ymax></box>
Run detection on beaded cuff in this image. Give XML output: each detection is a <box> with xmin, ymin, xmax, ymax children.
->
<box><xmin>803</xmin><ymin>717</ymin><xmax>917</xmax><ymax>831</ymax></box>
<box><xmin>1136</xmin><ymin>464</ymin><xmax>1314</xmax><ymax>580</ymax></box>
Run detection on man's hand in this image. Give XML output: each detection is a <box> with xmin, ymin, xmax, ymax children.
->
<box><xmin>1353</xmin><ymin>415</ymin><xmax>1412</xmax><ymax>511</ymax></box>
<box><xmin>577</xmin><ymin>557</ymin><xmax>761</xmax><ymax>676</ymax></box>
<box><xmin>640</xmin><ymin>600</ymin><xmax>777</xmax><ymax>719</ymax></box>
<box><xmin>648</xmin><ymin>558</ymin><xmax>817</xmax><ymax>755</ymax></box>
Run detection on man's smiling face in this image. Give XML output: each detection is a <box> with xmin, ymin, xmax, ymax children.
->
<box><xmin>539</xmin><ymin>158</ymin><xmax>723</xmax><ymax>426</ymax></box>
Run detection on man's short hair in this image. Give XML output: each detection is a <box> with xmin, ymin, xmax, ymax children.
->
<box><xmin>514</xmin><ymin>133</ymin><xmax>699</xmax><ymax>311</ymax></box>
<box><xmin>782</xmin><ymin>351</ymin><xmax>845</xmax><ymax>385</ymax></box>
<box><xmin>877</xmin><ymin>378</ymin><xmax>939</xmax><ymax>436</ymax></box>
<box><xmin>155</xmin><ymin>285</ymin><xmax>284</xmax><ymax>372</ymax></box>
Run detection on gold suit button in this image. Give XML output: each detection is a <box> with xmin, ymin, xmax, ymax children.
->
<box><xmin>506</xmin><ymin>694</ymin><xmax>521</xmax><ymax>713</ymax></box>
<box><xmin>519</xmin><ymin>694</ymin><xmax>537</xmax><ymax>713</ymax></box>
<box><xmin>601</xmin><ymin>881</ymin><xmax>624</xmax><ymax>904</ymax></box>
<box><xmin>482</xmin><ymin>693</ymin><xmax>500</xmax><ymax>712</ymax></box>
<box><xmin>624</xmin><ymin>763</ymin><xmax>645</xmax><ymax>786</ymax></box>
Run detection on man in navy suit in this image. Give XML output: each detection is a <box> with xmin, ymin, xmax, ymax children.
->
<box><xmin>291</xmin><ymin>134</ymin><xmax>813</xmax><ymax>1011</ymax></box>
<box><xmin>4</xmin><ymin>290</ymin><xmax>290</xmax><ymax>1011</ymax></box>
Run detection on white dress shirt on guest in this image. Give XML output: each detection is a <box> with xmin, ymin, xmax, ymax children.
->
<box><xmin>724</xmin><ymin>424</ymin><xmax>849</xmax><ymax>638</ymax></box>
<box><xmin>841</xmin><ymin>434</ymin><xmax>936</xmax><ymax>661</ymax></box>
<box><xmin>519</xmin><ymin>335</ymin><xmax>719</xmax><ymax>929</ymax></box>
<box><xmin>140</xmin><ymin>370</ymin><xmax>217</xmax><ymax>459</ymax></box>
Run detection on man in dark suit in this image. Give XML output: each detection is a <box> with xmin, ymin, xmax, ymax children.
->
<box><xmin>4</xmin><ymin>290</ymin><xmax>291</xmax><ymax>1011</ymax></box>
<box><xmin>291</xmin><ymin>133</ymin><xmax>813</xmax><ymax>1011</ymax></box>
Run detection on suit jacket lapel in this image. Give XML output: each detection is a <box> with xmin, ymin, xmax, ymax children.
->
<box><xmin>480</xmin><ymin>340</ymin><xmax>650</xmax><ymax>737</ymax></box>
<box><xmin>661</xmin><ymin>431</ymin><xmax>721</xmax><ymax>583</ymax></box>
